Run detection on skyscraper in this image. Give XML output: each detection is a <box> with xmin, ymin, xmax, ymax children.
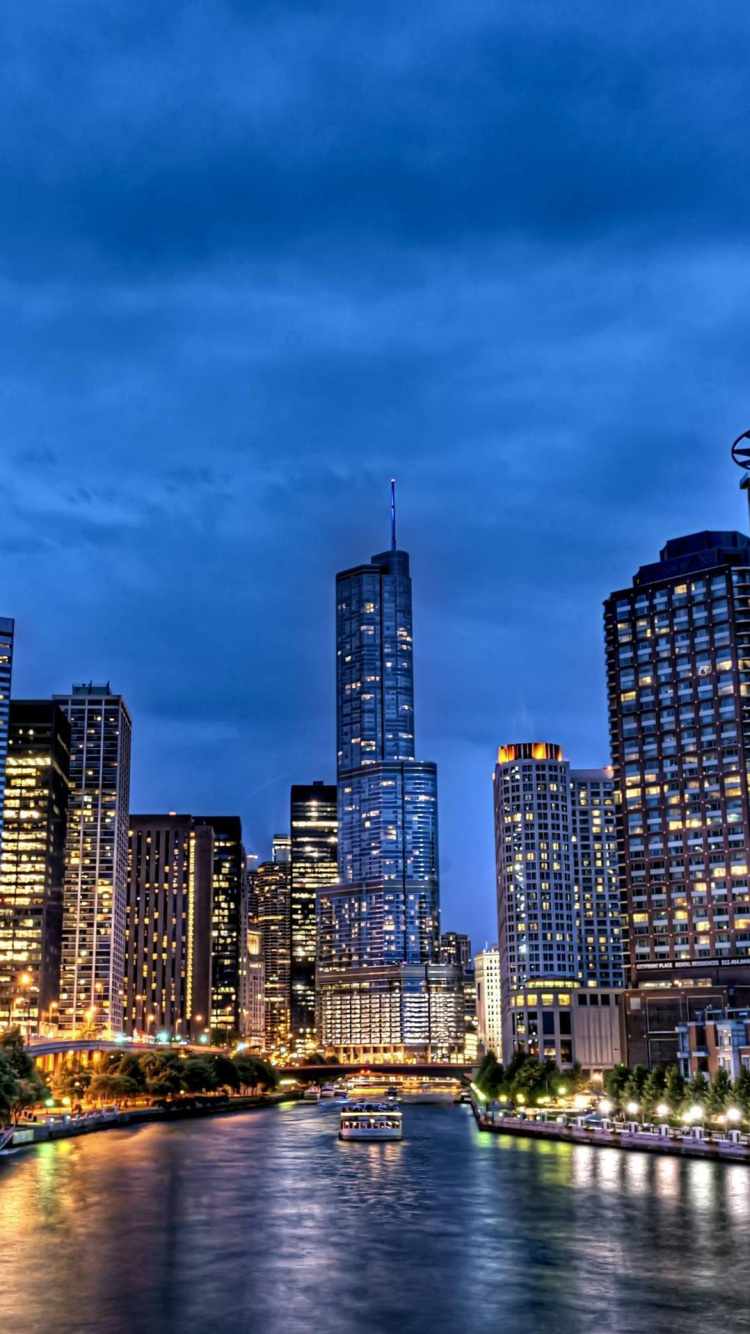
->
<box><xmin>289</xmin><ymin>781</ymin><xmax>337</xmax><ymax>1052</ymax></box>
<box><xmin>194</xmin><ymin>816</ymin><xmax>245</xmax><ymax>1036</ymax></box>
<box><xmin>475</xmin><ymin>946</ymin><xmax>502</xmax><ymax>1056</ymax></box>
<box><xmin>0</xmin><ymin>702</ymin><xmax>70</xmax><ymax>1035</ymax></box>
<box><xmin>251</xmin><ymin>847</ymin><xmax>291</xmax><ymax>1052</ymax></box>
<box><xmin>124</xmin><ymin>815</ymin><xmax>214</xmax><ymax>1038</ymax></box>
<box><xmin>318</xmin><ymin>488</ymin><xmax>462</xmax><ymax>1057</ymax></box>
<box><xmin>493</xmin><ymin>743</ymin><xmax>623</xmax><ymax>1065</ymax></box>
<box><xmin>240</xmin><ymin>927</ymin><xmax>265</xmax><ymax>1048</ymax></box>
<box><xmin>0</xmin><ymin>618</ymin><xmax>15</xmax><ymax>843</ymax></box>
<box><xmin>56</xmin><ymin>685</ymin><xmax>132</xmax><ymax>1035</ymax></box>
<box><xmin>605</xmin><ymin>531</ymin><xmax>750</xmax><ymax>997</ymax></box>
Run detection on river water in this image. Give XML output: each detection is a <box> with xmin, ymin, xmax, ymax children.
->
<box><xmin>1</xmin><ymin>1102</ymin><xmax>749</xmax><ymax>1334</ymax></box>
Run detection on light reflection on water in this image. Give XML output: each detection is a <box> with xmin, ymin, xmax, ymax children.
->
<box><xmin>1</xmin><ymin>1105</ymin><xmax>749</xmax><ymax>1334</ymax></box>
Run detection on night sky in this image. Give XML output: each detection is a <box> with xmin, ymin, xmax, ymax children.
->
<box><xmin>3</xmin><ymin>3</ymin><xmax>750</xmax><ymax>950</ymax></box>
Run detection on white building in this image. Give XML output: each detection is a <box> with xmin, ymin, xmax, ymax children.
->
<box><xmin>475</xmin><ymin>947</ymin><xmax>502</xmax><ymax>1056</ymax></box>
<box><xmin>493</xmin><ymin>743</ymin><xmax>623</xmax><ymax>1067</ymax></box>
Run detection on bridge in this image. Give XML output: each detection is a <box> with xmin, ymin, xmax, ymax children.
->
<box><xmin>274</xmin><ymin>1063</ymin><xmax>475</xmax><ymax>1082</ymax></box>
<box><xmin>26</xmin><ymin>1038</ymin><xmax>476</xmax><ymax>1082</ymax></box>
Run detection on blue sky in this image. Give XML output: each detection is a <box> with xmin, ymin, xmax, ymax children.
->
<box><xmin>3</xmin><ymin>1</ymin><xmax>750</xmax><ymax>947</ymax></box>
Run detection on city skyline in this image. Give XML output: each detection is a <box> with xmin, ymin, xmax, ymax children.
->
<box><xmin>6</xmin><ymin>7</ymin><xmax>750</xmax><ymax>955</ymax></box>
<box><xmin>6</xmin><ymin>475</ymin><xmax>750</xmax><ymax>952</ymax></box>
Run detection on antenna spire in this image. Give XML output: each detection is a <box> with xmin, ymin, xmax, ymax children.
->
<box><xmin>390</xmin><ymin>478</ymin><xmax>397</xmax><ymax>551</ymax></box>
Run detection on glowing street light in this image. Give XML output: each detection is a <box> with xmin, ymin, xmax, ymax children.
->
<box><xmin>656</xmin><ymin>1103</ymin><xmax>670</xmax><ymax>1118</ymax></box>
<box><xmin>727</xmin><ymin>1107</ymin><xmax>743</xmax><ymax>1124</ymax></box>
<box><xmin>626</xmin><ymin>1101</ymin><xmax>640</xmax><ymax>1116</ymax></box>
<box><xmin>599</xmin><ymin>1099</ymin><xmax>613</xmax><ymax>1115</ymax></box>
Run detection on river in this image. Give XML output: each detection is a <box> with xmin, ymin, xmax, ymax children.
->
<box><xmin>1</xmin><ymin>1102</ymin><xmax>749</xmax><ymax>1334</ymax></box>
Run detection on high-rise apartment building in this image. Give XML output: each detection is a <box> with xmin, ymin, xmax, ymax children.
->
<box><xmin>475</xmin><ymin>947</ymin><xmax>502</xmax><ymax>1056</ymax></box>
<box><xmin>440</xmin><ymin>931</ymin><xmax>477</xmax><ymax>1058</ymax></box>
<box><xmin>240</xmin><ymin>927</ymin><xmax>265</xmax><ymax>1048</ymax></box>
<box><xmin>194</xmin><ymin>816</ymin><xmax>245</xmax><ymax>1036</ymax></box>
<box><xmin>56</xmin><ymin>685</ymin><xmax>132</xmax><ymax>1035</ymax></box>
<box><xmin>289</xmin><ymin>781</ymin><xmax>337</xmax><ymax>1052</ymax></box>
<box><xmin>318</xmin><ymin>495</ymin><xmax>462</xmax><ymax>1057</ymax></box>
<box><xmin>493</xmin><ymin>743</ymin><xmax>623</xmax><ymax>1066</ymax></box>
<box><xmin>0</xmin><ymin>702</ymin><xmax>70</xmax><ymax>1035</ymax></box>
<box><xmin>0</xmin><ymin>618</ymin><xmax>15</xmax><ymax>842</ymax></box>
<box><xmin>250</xmin><ymin>847</ymin><xmax>291</xmax><ymax>1052</ymax></box>
<box><xmin>125</xmin><ymin>815</ymin><xmax>214</xmax><ymax>1038</ymax></box>
<box><xmin>605</xmin><ymin>530</ymin><xmax>750</xmax><ymax>996</ymax></box>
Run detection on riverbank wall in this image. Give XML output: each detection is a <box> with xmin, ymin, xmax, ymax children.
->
<box><xmin>471</xmin><ymin>1099</ymin><xmax>750</xmax><ymax>1163</ymax></box>
<box><xmin>0</xmin><ymin>1091</ymin><xmax>299</xmax><ymax>1156</ymax></box>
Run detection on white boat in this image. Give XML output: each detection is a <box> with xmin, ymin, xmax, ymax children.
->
<box><xmin>319</xmin><ymin>1084</ymin><xmax>337</xmax><ymax>1100</ymax></box>
<box><xmin>339</xmin><ymin>1102</ymin><xmax>403</xmax><ymax>1142</ymax></box>
<box><xmin>303</xmin><ymin>1085</ymin><xmax>321</xmax><ymax>1101</ymax></box>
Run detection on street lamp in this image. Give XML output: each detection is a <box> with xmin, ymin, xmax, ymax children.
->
<box><xmin>727</xmin><ymin>1107</ymin><xmax>742</xmax><ymax>1123</ymax></box>
<box><xmin>626</xmin><ymin>1101</ymin><xmax>640</xmax><ymax>1117</ymax></box>
<box><xmin>656</xmin><ymin>1103</ymin><xmax>670</xmax><ymax>1118</ymax></box>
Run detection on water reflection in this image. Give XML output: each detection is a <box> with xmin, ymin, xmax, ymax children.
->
<box><xmin>1</xmin><ymin>1105</ymin><xmax>749</xmax><ymax>1334</ymax></box>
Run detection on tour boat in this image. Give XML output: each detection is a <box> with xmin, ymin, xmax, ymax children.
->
<box><xmin>339</xmin><ymin>1102</ymin><xmax>403</xmax><ymax>1142</ymax></box>
<box><xmin>319</xmin><ymin>1084</ymin><xmax>337</xmax><ymax>1099</ymax></box>
<box><xmin>303</xmin><ymin>1085</ymin><xmax>321</xmax><ymax>1101</ymax></box>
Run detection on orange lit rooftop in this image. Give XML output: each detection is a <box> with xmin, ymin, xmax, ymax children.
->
<box><xmin>496</xmin><ymin>742</ymin><xmax>564</xmax><ymax>765</ymax></box>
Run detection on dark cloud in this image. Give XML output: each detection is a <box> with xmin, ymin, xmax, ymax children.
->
<box><xmin>2</xmin><ymin>1</ymin><xmax>749</xmax><ymax>945</ymax></box>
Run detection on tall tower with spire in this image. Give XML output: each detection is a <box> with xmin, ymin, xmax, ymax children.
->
<box><xmin>317</xmin><ymin>484</ymin><xmax>463</xmax><ymax>1058</ymax></box>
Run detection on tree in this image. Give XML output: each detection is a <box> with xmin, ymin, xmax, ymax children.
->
<box><xmin>664</xmin><ymin>1065</ymin><xmax>685</xmax><ymax>1113</ymax></box>
<box><xmin>0</xmin><ymin>1054</ymin><xmax>18</xmax><ymax>1126</ymax></box>
<box><xmin>475</xmin><ymin>1052</ymin><xmax>504</xmax><ymax>1098</ymax></box>
<box><xmin>88</xmin><ymin>1073</ymin><xmax>139</xmax><ymax>1104</ymax></box>
<box><xmin>210</xmin><ymin>1054</ymin><xmax>240</xmax><ymax>1093</ymax></box>
<box><xmin>102</xmin><ymin>1053</ymin><xmax>147</xmax><ymax>1091</ymax></box>
<box><xmin>51</xmin><ymin>1058</ymin><xmax>92</xmax><ymax>1102</ymax></box>
<box><xmin>0</xmin><ymin>1027</ymin><xmax>48</xmax><ymax>1121</ymax></box>
<box><xmin>182</xmin><ymin>1057</ymin><xmax>218</xmax><ymax>1094</ymax></box>
<box><xmin>705</xmin><ymin>1068</ymin><xmax>733</xmax><ymax>1117</ymax></box>
<box><xmin>641</xmin><ymin>1069</ymin><xmax>665</xmax><ymax>1118</ymax></box>
<box><xmin>604</xmin><ymin>1064</ymin><xmax>629</xmax><ymax>1106</ymax></box>
<box><xmin>622</xmin><ymin>1065</ymin><xmax>647</xmax><ymax>1108</ymax></box>
<box><xmin>686</xmin><ymin>1070</ymin><xmax>709</xmax><ymax>1107</ymax></box>
<box><xmin>732</xmin><ymin>1066</ymin><xmax>750</xmax><ymax>1116</ymax></box>
<box><xmin>234</xmin><ymin>1055</ymin><xmax>277</xmax><ymax>1094</ymax></box>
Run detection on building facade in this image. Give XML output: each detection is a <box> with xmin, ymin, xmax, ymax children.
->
<box><xmin>0</xmin><ymin>618</ymin><xmax>14</xmax><ymax>845</ymax></box>
<box><xmin>475</xmin><ymin>947</ymin><xmax>502</xmax><ymax>1056</ymax></box>
<box><xmin>240</xmin><ymin>926</ymin><xmax>265</xmax><ymax>1049</ymax></box>
<box><xmin>289</xmin><ymin>781</ymin><xmax>337</xmax><ymax>1052</ymax></box>
<box><xmin>194</xmin><ymin>816</ymin><xmax>245</xmax><ymax>1037</ymax></box>
<box><xmin>0</xmin><ymin>702</ymin><xmax>70</xmax><ymax>1035</ymax></box>
<box><xmin>493</xmin><ymin>743</ymin><xmax>623</xmax><ymax>1066</ymax></box>
<box><xmin>124</xmin><ymin>815</ymin><xmax>214</xmax><ymax>1038</ymax></box>
<box><xmin>250</xmin><ymin>847</ymin><xmax>291</xmax><ymax>1052</ymax></box>
<box><xmin>56</xmin><ymin>685</ymin><xmax>132</xmax><ymax>1035</ymax></box>
<box><xmin>605</xmin><ymin>531</ymin><xmax>750</xmax><ymax>991</ymax></box>
<box><xmin>318</xmin><ymin>509</ymin><xmax>462</xmax><ymax>1057</ymax></box>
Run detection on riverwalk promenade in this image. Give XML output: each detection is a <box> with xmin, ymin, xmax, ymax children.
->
<box><xmin>473</xmin><ymin>1099</ymin><xmax>750</xmax><ymax>1162</ymax></box>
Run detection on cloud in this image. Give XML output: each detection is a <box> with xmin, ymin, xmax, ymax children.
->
<box><xmin>2</xmin><ymin>1</ymin><xmax>750</xmax><ymax>946</ymax></box>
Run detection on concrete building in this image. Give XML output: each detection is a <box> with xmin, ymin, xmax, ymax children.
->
<box><xmin>605</xmin><ymin>530</ymin><xmax>750</xmax><ymax>988</ymax></box>
<box><xmin>124</xmin><ymin>815</ymin><xmax>214</xmax><ymax>1039</ymax></box>
<box><xmin>0</xmin><ymin>702</ymin><xmax>70</xmax><ymax>1035</ymax></box>
<box><xmin>240</xmin><ymin>926</ymin><xmax>265</xmax><ymax>1049</ymax></box>
<box><xmin>475</xmin><ymin>946</ymin><xmax>502</xmax><ymax>1056</ymax></box>
<box><xmin>56</xmin><ymin>685</ymin><xmax>132</xmax><ymax>1035</ymax></box>
<box><xmin>250</xmin><ymin>846</ymin><xmax>291</xmax><ymax>1052</ymax></box>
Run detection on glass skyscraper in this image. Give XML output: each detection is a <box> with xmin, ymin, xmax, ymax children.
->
<box><xmin>0</xmin><ymin>701</ymin><xmax>71</xmax><ymax>1036</ymax></box>
<box><xmin>318</xmin><ymin>500</ymin><xmax>461</xmax><ymax>1057</ymax></box>
<box><xmin>289</xmin><ymin>781</ymin><xmax>337</xmax><ymax>1052</ymax></box>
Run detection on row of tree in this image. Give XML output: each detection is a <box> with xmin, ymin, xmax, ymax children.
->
<box><xmin>51</xmin><ymin>1048</ymin><xmax>278</xmax><ymax>1106</ymax></box>
<box><xmin>474</xmin><ymin>1050</ymin><xmax>750</xmax><ymax>1119</ymax></box>
<box><xmin>475</xmin><ymin>1051</ymin><xmax>587</xmax><ymax>1103</ymax></box>
<box><xmin>603</xmin><ymin>1062</ymin><xmax>750</xmax><ymax>1118</ymax></box>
